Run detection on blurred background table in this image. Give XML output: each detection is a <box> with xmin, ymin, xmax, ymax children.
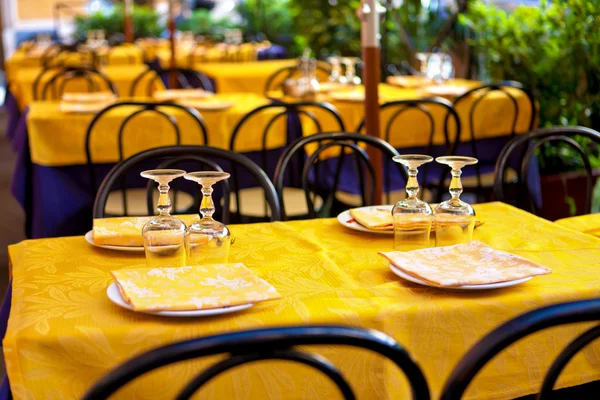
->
<box><xmin>4</xmin><ymin>202</ymin><xmax>600</xmax><ymax>399</ymax></box>
<box><xmin>11</xmin><ymin>79</ymin><xmax>536</xmax><ymax>238</ymax></box>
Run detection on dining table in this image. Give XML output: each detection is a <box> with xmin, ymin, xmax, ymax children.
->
<box><xmin>2</xmin><ymin>202</ymin><xmax>600</xmax><ymax>399</ymax></box>
<box><xmin>10</xmin><ymin>80</ymin><xmax>535</xmax><ymax>239</ymax></box>
<box><xmin>8</xmin><ymin>64</ymin><xmax>157</xmax><ymax>111</ymax></box>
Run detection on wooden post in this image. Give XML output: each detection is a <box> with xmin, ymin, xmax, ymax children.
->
<box><xmin>168</xmin><ymin>0</ymin><xmax>177</xmax><ymax>88</ymax></box>
<box><xmin>124</xmin><ymin>0</ymin><xmax>134</xmax><ymax>43</ymax></box>
<box><xmin>359</xmin><ymin>0</ymin><xmax>384</xmax><ymax>205</ymax></box>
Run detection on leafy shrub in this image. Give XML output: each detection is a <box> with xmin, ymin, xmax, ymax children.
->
<box><xmin>74</xmin><ymin>5</ymin><xmax>164</xmax><ymax>39</ymax></box>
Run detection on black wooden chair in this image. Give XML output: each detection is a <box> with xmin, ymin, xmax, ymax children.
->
<box><xmin>93</xmin><ymin>145</ymin><xmax>281</xmax><ymax>223</ymax></box>
<box><xmin>81</xmin><ymin>325</ymin><xmax>429</xmax><ymax>400</ymax></box>
<box><xmin>229</xmin><ymin>101</ymin><xmax>345</xmax><ymax>220</ymax></box>
<box><xmin>274</xmin><ymin>132</ymin><xmax>406</xmax><ymax>220</ymax></box>
<box><xmin>355</xmin><ymin>97</ymin><xmax>461</xmax><ymax>204</ymax></box>
<box><xmin>34</xmin><ymin>67</ymin><xmax>117</xmax><ymax>101</ymax></box>
<box><xmin>263</xmin><ymin>61</ymin><xmax>331</xmax><ymax>95</ymax></box>
<box><xmin>85</xmin><ymin>101</ymin><xmax>208</xmax><ymax>216</ymax></box>
<box><xmin>41</xmin><ymin>44</ymin><xmax>98</xmax><ymax>69</ymax></box>
<box><xmin>129</xmin><ymin>67</ymin><xmax>214</xmax><ymax>97</ymax></box>
<box><xmin>440</xmin><ymin>298</ymin><xmax>600</xmax><ymax>400</ymax></box>
<box><xmin>493</xmin><ymin>126</ymin><xmax>600</xmax><ymax>220</ymax></box>
<box><xmin>451</xmin><ymin>81</ymin><xmax>537</xmax><ymax>201</ymax></box>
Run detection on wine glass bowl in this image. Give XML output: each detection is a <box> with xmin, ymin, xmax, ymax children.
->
<box><xmin>140</xmin><ymin>169</ymin><xmax>187</xmax><ymax>267</ymax></box>
<box><xmin>433</xmin><ymin>156</ymin><xmax>478</xmax><ymax>246</ymax></box>
<box><xmin>392</xmin><ymin>154</ymin><xmax>434</xmax><ymax>250</ymax></box>
<box><xmin>184</xmin><ymin>171</ymin><xmax>231</xmax><ymax>265</ymax></box>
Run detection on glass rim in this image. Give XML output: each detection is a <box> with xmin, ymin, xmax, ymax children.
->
<box><xmin>140</xmin><ymin>169</ymin><xmax>186</xmax><ymax>179</ymax></box>
<box><xmin>435</xmin><ymin>156</ymin><xmax>478</xmax><ymax>166</ymax></box>
<box><xmin>393</xmin><ymin>154</ymin><xmax>434</xmax><ymax>163</ymax></box>
<box><xmin>184</xmin><ymin>171</ymin><xmax>231</xmax><ymax>180</ymax></box>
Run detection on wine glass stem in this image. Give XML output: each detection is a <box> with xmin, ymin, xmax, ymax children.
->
<box><xmin>449</xmin><ymin>168</ymin><xmax>463</xmax><ymax>204</ymax></box>
<box><xmin>406</xmin><ymin>167</ymin><xmax>419</xmax><ymax>200</ymax></box>
<box><xmin>200</xmin><ymin>185</ymin><xmax>215</xmax><ymax>219</ymax></box>
<box><xmin>157</xmin><ymin>183</ymin><xmax>171</xmax><ymax>216</ymax></box>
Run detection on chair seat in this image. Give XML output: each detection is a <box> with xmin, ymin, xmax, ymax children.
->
<box><xmin>105</xmin><ymin>188</ymin><xmax>194</xmax><ymax>216</ymax></box>
<box><xmin>335</xmin><ymin>188</ymin><xmax>434</xmax><ymax>207</ymax></box>
<box><xmin>228</xmin><ymin>187</ymin><xmax>323</xmax><ymax>218</ymax></box>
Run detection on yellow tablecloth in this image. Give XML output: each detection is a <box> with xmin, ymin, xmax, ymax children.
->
<box><xmin>318</xmin><ymin>82</ymin><xmax>534</xmax><ymax>148</ymax></box>
<box><xmin>11</xmin><ymin>65</ymin><xmax>155</xmax><ymax>110</ymax></box>
<box><xmin>194</xmin><ymin>59</ymin><xmax>297</xmax><ymax>94</ymax></box>
<box><xmin>5</xmin><ymin>202</ymin><xmax>600</xmax><ymax>399</ymax></box>
<box><xmin>25</xmin><ymin>80</ymin><xmax>533</xmax><ymax>167</ymax></box>
<box><xmin>5</xmin><ymin>46</ymin><xmax>144</xmax><ymax>83</ymax></box>
<box><xmin>26</xmin><ymin>94</ymin><xmax>287</xmax><ymax>166</ymax></box>
<box><xmin>555</xmin><ymin>213</ymin><xmax>600</xmax><ymax>238</ymax></box>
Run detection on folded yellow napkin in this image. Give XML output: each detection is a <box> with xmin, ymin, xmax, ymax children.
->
<box><xmin>111</xmin><ymin>263</ymin><xmax>281</xmax><ymax>311</ymax></box>
<box><xmin>349</xmin><ymin>207</ymin><xmax>393</xmax><ymax>230</ymax></box>
<box><xmin>93</xmin><ymin>215</ymin><xmax>198</xmax><ymax>247</ymax></box>
<box><xmin>379</xmin><ymin>241</ymin><xmax>551</xmax><ymax>287</ymax></box>
<box><xmin>348</xmin><ymin>207</ymin><xmax>484</xmax><ymax>232</ymax></box>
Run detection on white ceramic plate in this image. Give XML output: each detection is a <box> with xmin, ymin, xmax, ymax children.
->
<box><xmin>85</xmin><ymin>230</ymin><xmax>144</xmax><ymax>252</ymax></box>
<box><xmin>106</xmin><ymin>283</ymin><xmax>254</xmax><ymax>317</ymax></box>
<box><xmin>389</xmin><ymin>263</ymin><xmax>533</xmax><ymax>290</ymax></box>
<box><xmin>337</xmin><ymin>206</ymin><xmax>394</xmax><ymax>235</ymax></box>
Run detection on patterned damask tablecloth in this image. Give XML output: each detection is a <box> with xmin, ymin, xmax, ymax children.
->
<box><xmin>4</xmin><ymin>202</ymin><xmax>600</xmax><ymax>399</ymax></box>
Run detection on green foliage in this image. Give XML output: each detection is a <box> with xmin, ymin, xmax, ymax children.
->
<box><xmin>462</xmin><ymin>0</ymin><xmax>600</xmax><ymax>213</ymax></box>
<box><xmin>74</xmin><ymin>5</ymin><xmax>164</xmax><ymax>39</ymax></box>
<box><xmin>177</xmin><ymin>9</ymin><xmax>235</xmax><ymax>39</ymax></box>
<box><xmin>236</xmin><ymin>0</ymin><xmax>295</xmax><ymax>46</ymax></box>
<box><xmin>288</xmin><ymin>0</ymin><xmax>458</xmax><ymax>62</ymax></box>
<box><xmin>460</xmin><ymin>0</ymin><xmax>600</xmax><ymax>172</ymax></box>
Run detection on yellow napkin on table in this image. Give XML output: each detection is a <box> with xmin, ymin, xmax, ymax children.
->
<box><xmin>93</xmin><ymin>215</ymin><xmax>199</xmax><ymax>247</ymax></box>
<box><xmin>111</xmin><ymin>263</ymin><xmax>281</xmax><ymax>311</ymax></box>
<box><xmin>349</xmin><ymin>207</ymin><xmax>393</xmax><ymax>230</ymax></box>
<box><xmin>380</xmin><ymin>241</ymin><xmax>551</xmax><ymax>287</ymax></box>
<box><xmin>348</xmin><ymin>207</ymin><xmax>484</xmax><ymax>232</ymax></box>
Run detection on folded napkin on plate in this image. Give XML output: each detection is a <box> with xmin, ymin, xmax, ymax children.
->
<box><xmin>379</xmin><ymin>241</ymin><xmax>551</xmax><ymax>287</ymax></box>
<box><xmin>349</xmin><ymin>207</ymin><xmax>484</xmax><ymax>232</ymax></box>
<box><xmin>111</xmin><ymin>263</ymin><xmax>281</xmax><ymax>311</ymax></box>
<box><xmin>93</xmin><ymin>215</ymin><xmax>198</xmax><ymax>247</ymax></box>
<box><xmin>349</xmin><ymin>207</ymin><xmax>393</xmax><ymax>230</ymax></box>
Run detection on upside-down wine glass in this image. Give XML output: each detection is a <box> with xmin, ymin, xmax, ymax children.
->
<box><xmin>392</xmin><ymin>155</ymin><xmax>434</xmax><ymax>250</ymax></box>
<box><xmin>184</xmin><ymin>171</ymin><xmax>231</xmax><ymax>264</ymax></box>
<box><xmin>141</xmin><ymin>169</ymin><xmax>187</xmax><ymax>267</ymax></box>
<box><xmin>327</xmin><ymin>56</ymin><xmax>347</xmax><ymax>84</ymax></box>
<box><xmin>341</xmin><ymin>57</ymin><xmax>361</xmax><ymax>86</ymax></box>
<box><xmin>433</xmin><ymin>156</ymin><xmax>478</xmax><ymax>246</ymax></box>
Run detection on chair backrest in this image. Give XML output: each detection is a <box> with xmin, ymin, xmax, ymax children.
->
<box><xmin>129</xmin><ymin>67</ymin><xmax>214</xmax><ymax>97</ymax></box>
<box><xmin>229</xmin><ymin>102</ymin><xmax>345</xmax><ymax>218</ymax></box>
<box><xmin>41</xmin><ymin>45</ymin><xmax>97</xmax><ymax>69</ymax></box>
<box><xmin>93</xmin><ymin>145</ymin><xmax>281</xmax><ymax>223</ymax></box>
<box><xmin>85</xmin><ymin>101</ymin><xmax>209</xmax><ymax>197</ymax></box>
<box><xmin>356</xmin><ymin>98</ymin><xmax>461</xmax><ymax>202</ymax></box>
<box><xmin>36</xmin><ymin>67</ymin><xmax>117</xmax><ymax>100</ymax></box>
<box><xmin>451</xmin><ymin>81</ymin><xmax>537</xmax><ymax>194</ymax></box>
<box><xmin>493</xmin><ymin>126</ymin><xmax>600</xmax><ymax>219</ymax></box>
<box><xmin>440</xmin><ymin>298</ymin><xmax>600</xmax><ymax>400</ymax></box>
<box><xmin>81</xmin><ymin>325</ymin><xmax>430</xmax><ymax>400</ymax></box>
<box><xmin>263</xmin><ymin>61</ymin><xmax>331</xmax><ymax>95</ymax></box>
<box><xmin>274</xmin><ymin>132</ymin><xmax>406</xmax><ymax>220</ymax></box>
